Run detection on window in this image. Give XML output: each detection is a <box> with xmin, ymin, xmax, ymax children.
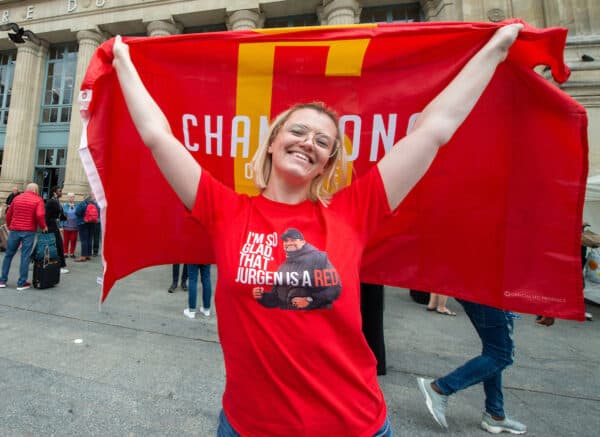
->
<box><xmin>265</xmin><ymin>14</ymin><xmax>319</xmax><ymax>28</ymax></box>
<box><xmin>0</xmin><ymin>51</ymin><xmax>16</xmax><ymax>126</ymax></box>
<box><xmin>360</xmin><ymin>3</ymin><xmax>422</xmax><ymax>23</ymax></box>
<box><xmin>34</xmin><ymin>147</ymin><xmax>67</xmax><ymax>199</ymax></box>
<box><xmin>41</xmin><ymin>43</ymin><xmax>78</xmax><ymax>124</ymax></box>
<box><xmin>184</xmin><ymin>23</ymin><xmax>228</xmax><ymax>34</ymax></box>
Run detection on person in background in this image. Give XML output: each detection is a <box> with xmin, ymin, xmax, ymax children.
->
<box><xmin>0</xmin><ymin>183</ymin><xmax>47</xmax><ymax>290</ymax></box>
<box><xmin>183</xmin><ymin>264</ymin><xmax>212</xmax><ymax>318</ymax></box>
<box><xmin>62</xmin><ymin>193</ymin><xmax>79</xmax><ymax>258</ymax></box>
<box><xmin>426</xmin><ymin>293</ymin><xmax>457</xmax><ymax>316</ymax></box>
<box><xmin>74</xmin><ymin>192</ymin><xmax>99</xmax><ymax>262</ymax></box>
<box><xmin>168</xmin><ymin>264</ymin><xmax>188</xmax><ymax>292</ymax></box>
<box><xmin>361</xmin><ymin>283</ymin><xmax>387</xmax><ymax>375</ymax></box>
<box><xmin>91</xmin><ymin>193</ymin><xmax>101</xmax><ymax>256</ymax></box>
<box><xmin>5</xmin><ymin>186</ymin><xmax>20</xmax><ymax>207</ymax></box>
<box><xmin>45</xmin><ymin>186</ymin><xmax>68</xmax><ymax>274</ymax></box>
<box><xmin>417</xmin><ymin>300</ymin><xmax>526</xmax><ymax>434</ymax></box>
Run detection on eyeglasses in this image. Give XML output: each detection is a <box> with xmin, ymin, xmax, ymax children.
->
<box><xmin>285</xmin><ymin>123</ymin><xmax>337</xmax><ymax>153</ymax></box>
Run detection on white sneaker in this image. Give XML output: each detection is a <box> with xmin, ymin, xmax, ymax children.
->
<box><xmin>183</xmin><ymin>308</ymin><xmax>196</xmax><ymax>319</ymax></box>
<box><xmin>200</xmin><ymin>307</ymin><xmax>211</xmax><ymax>317</ymax></box>
<box><xmin>60</xmin><ymin>268</ymin><xmax>69</xmax><ymax>274</ymax></box>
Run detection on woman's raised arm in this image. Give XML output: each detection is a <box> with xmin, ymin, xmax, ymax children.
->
<box><xmin>377</xmin><ymin>23</ymin><xmax>523</xmax><ymax>210</ymax></box>
<box><xmin>112</xmin><ymin>35</ymin><xmax>200</xmax><ymax>210</ymax></box>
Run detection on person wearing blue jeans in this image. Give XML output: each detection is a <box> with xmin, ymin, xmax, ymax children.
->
<box><xmin>0</xmin><ymin>231</ymin><xmax>36</xmax><ymax>289</ymax></box>
<box><xmin>183</xmin><ymin>264</ymin><xmax>212</xmax><ymax>318</ymax></box>
<box><xmin>168</xmin><ymin>264</ymin><xmax>188</xmax><ymax>293</ymax></box>
<box><xmin>417</xmin><ymin>299</ymin><xmax>526</xmax><ymax>434</ymax></box>
<box><xmin>1</xmin><ymin>183</ymin><xmax>47</xmax><ymax>290</ymax></box>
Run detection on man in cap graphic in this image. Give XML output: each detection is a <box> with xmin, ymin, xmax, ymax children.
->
<box><xmin>253</xmin><ymin>228</ymin><xmax>341</xmax><ymax>310</ymax></box>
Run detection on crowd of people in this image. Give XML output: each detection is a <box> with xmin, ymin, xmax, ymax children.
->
<box><xmin>0</xmin><ymin>183</ymin><xmax>101</xmax><ymax>290</ymax></box>
<box><xmin>1</xmin><ymin>183</ymin><xmax>215</xmax><ymax>322</ymax></box>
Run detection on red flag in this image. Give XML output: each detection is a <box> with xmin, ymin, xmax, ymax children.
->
<box><xmin>80</xmin><ymin>21</ymin><xmax>587</xmax><ymax>320</ymax></box>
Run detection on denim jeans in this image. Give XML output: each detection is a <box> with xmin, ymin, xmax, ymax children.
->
<box><xmin>78</xmin><ymin>223</ymin><xmax>94</xmax><ymax>257</ymax></box>
<box><xmin>1</xmin><ymin>230</ymin><xmax>35</xmax><ymax>286</ymax></box>
<box><xmin>171</xmin><ymin>264</ymin><xmax>188</xmax><ymax>287</ymax></box>
<box><xmin>186</xmin><ymin>264</ymin><xmax>212</xmax><ymax>310</ymax></box>
<box><xmin>434</xmin><ymin>299</ymin><xmax>515</xmax><ymax>417</ymax></box>
<box><xmin>217</xmin><ymin>410</ymin><xmax>394</xmax><ymax>436</ymax></box>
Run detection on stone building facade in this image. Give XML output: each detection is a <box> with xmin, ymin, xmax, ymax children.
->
<box><xmin>0</xmin><ymin>0</ymin><xmax>597</xmax><ymax>200</ymax></box>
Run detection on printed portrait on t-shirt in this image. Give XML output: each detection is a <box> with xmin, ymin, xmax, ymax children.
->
<box><xmin>235</xmin><ymin>227</ymin><xmax>341</xmax><ymax>310</ymax></box>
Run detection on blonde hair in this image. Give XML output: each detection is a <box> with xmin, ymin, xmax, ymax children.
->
<box><xmin>252</xmin><ymin>102</ymin><xmax>347</xmax><ymax>205</ymax></box>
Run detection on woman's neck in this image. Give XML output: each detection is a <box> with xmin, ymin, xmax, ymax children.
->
<box><xmin>262</xmin><ymin>180</ymin><xmax>310</xmax><ymax>205</ymax></box>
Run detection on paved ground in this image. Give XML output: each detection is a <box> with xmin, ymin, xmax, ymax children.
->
<box><xmin>0</xmin><ymin>253</ymin><xmax>599</xmax><ymax>436</ymax></box>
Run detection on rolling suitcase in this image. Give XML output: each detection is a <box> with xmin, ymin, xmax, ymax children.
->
<box><xmin>33</xmin><ymin>258</ymin><xmax>60</xmax><ymax>289</ymax></box>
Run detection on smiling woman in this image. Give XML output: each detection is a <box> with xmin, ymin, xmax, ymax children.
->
<box><xmin>111</xmin><ymin>24</ymin><xmax>522</xmax><ymax>437</ymax></box>
<box><xmin>253</xmin><ymin>103</ymin><xmax>346</xmax><ymax>205</ymax></box>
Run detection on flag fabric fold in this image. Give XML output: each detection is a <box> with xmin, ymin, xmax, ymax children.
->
<box><xmin>80</xmin><ymin>20</ymin><xmax>588</xmax><ymax>320</ymax></box>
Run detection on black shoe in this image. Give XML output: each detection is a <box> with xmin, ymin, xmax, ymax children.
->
<box><xmin>181</xmin><ymin>284</ymin><xmax>188</xmax><ymax>291</ymax></box>
<box><xmin>168</xmin><ymin>284</ymin><xmax>177</xmax><ymax>293</ymax></box>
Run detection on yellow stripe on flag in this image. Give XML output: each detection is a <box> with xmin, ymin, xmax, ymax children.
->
<box><xmin>235</xmin><ymin>38</ymin><xmax>371</xmax><ymax>194</ymax></box>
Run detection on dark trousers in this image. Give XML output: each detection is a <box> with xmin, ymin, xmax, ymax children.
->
<box><xmin>360</xmin><ymin>283</ymin><xmax>386</xmax><ymax>375</ymax></box>
<box><xmin>172</xmin><ymin>264</ymin><xmax>188</xmax><ymax>286</ymax></box>
<box><xmin>78</xmin><ymin>223</ymin><xmax>94</xmax><ymax>257</ymax></box>
<box><xmin>50</xmin><ymin>226</ymin><xmax>66</xmax><ymax>268</ymax></box>
<box><xmin>92</xmin><ymin>222</ymin><xmax>101</xmax><ymax>255</ymax></box>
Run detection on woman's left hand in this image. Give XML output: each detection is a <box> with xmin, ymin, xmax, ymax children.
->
<box><xmin>489</xmin><ymin>23</ymin><xmax>523</xmax><ymax>61</ymax></box>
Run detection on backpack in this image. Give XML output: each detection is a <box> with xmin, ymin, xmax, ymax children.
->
<box><xmin>32</xmin><ymin>232</ymin><xmax>58</xmax><ymax>261</ymax></box>
<box><xmin>84</xmin><ymin>203</ymin><xmax>99</xmax><ymax>223</ymax></box>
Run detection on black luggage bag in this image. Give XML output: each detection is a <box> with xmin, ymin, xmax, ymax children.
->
<box><xmin>33</xmin><ymin>258</ymin><xmax>60</xmax><ymax>289</ymax></box>
<box><xmin>409</xmin><ymin>289</ymin><xmax>430</xmax><ymax>305</ymax></box>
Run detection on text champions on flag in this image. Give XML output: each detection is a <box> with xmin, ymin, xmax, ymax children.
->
<box><xmin>182</xmin><ymin>112</ymin><xmax>419</xmax><ymax>161</ymax></box>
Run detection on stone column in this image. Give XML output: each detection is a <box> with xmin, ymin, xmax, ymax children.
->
<box><xmin>227</xmin><ymin>9</ymin><xmax>264</xmax><ymax>31</ymax></box>
<box><xmin>63</xmin><ymin>29</ymin><xmax>106</xmax><ymax>198</ymax></box>
<box><xmin>510</xmin><ymin>0</ymin><xmax>545</xmax><ymax>28</ymax></box>
<box><xmin>542</xmin><ymin>0</ymin><xmax>600</xmax><ymax>35</ymax></box>
<box><xmin>0</xmin><ymin>40</ymin><xmax>48</xmax><ymax>199</ymax></box>
<box><xmin>146</xmin><ymin>20</ymin><xmax>183</xmax><ymax>37</ymax></box>
<box><xmin>320</xmin><ymin>0</ymin><xmax>360</xmax><ymax>25</ymax></box>
<box><xmin>543</xmin><ymin>0</ymin><xmax>576</xmax><ymax>32</ymax></box>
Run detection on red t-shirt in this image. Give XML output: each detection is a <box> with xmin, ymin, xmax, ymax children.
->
<box><xmin>191</xmin><ymin>166</ymin><xmax>393</xmax><ymax>437</ymax></box>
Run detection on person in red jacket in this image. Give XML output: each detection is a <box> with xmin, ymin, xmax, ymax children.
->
<box><xmin>0</xmin><ymin>183</ymin><xmax>47</xmax><ymax>291</ymax></box>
